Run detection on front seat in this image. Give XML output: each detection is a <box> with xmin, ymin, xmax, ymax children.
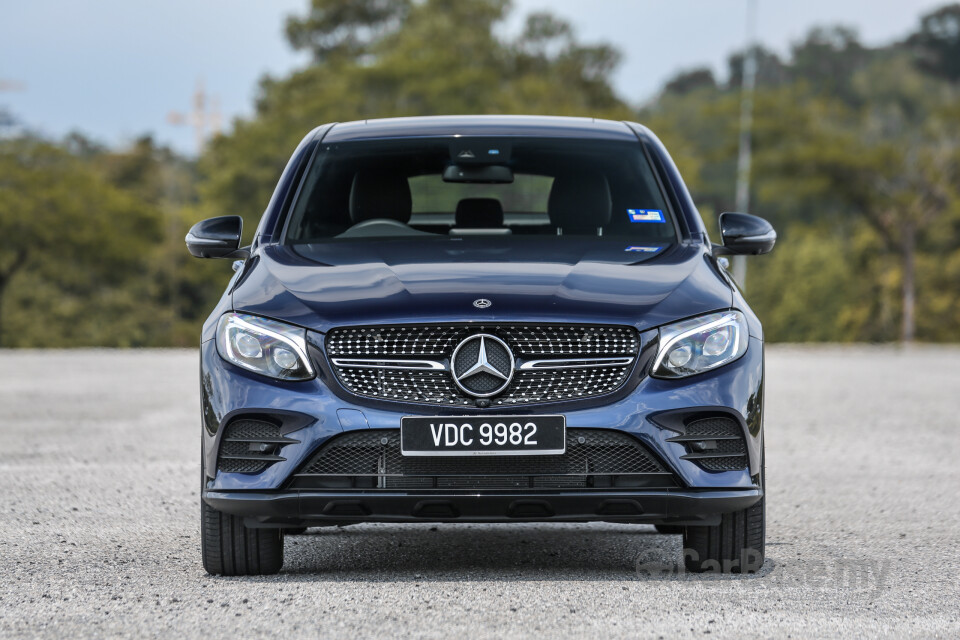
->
<box><xmin>455</xmin><ymin>198</ymin><xmax>504</xmax><ymax>228</ymax></box>
<box><xmin>349</xmin><ymin>169</ymin><xmax>412</xmax><ymax>223</ymax></box>
<box><xmin>338</xmin><ymin>169</ymin><xmax>429</xmax><ymax>238</ymax></box>
<box><xmin>547</xmin><ymin>171</ymin><xmax>612</xmax><ymax>235</ymax></box>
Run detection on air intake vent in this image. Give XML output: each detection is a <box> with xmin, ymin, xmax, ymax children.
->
<box><xmin>217</xmin><ymin>419</ymin><xmax>298</xmax><ymax>474</ymax></box>
<box><xmin>668</xmin><ymin>416</ymin><xmax>748</xmax><ymax>471</ymax></box>
<box><xmin>290</xmin><ymin>429</ymin><xmax>677</xmax><ymax>491</ymax></box>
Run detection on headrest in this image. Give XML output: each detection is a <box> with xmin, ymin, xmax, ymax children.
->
<box><xmin>547</xmin><ymin>171</ymin><xmax>612</xmax><ymax>232</ymax></box>
<box><xmin>349</xmin><ymin>170</ymin><xmax>412</xmax><ymax>224</ymax></box>
<box><xmin>455</xmin><ymin>198</ymin><xmax>504</xmax><ymax>228</ymax></box>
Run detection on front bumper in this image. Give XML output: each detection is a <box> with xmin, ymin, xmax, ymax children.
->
<box><xmin>204</xmin><ymin>487</ymin><xmax>763</xmax><ymax>527</ymax></box>
<box><xmin>199</xmin><ymin>334</ymin><xmax>765</xmax><ymax>520</ymax></box>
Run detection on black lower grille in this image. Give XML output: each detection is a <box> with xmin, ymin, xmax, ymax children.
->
<box><xmin>669</xmin><ymin>417</ymin><xmax>748</xmax><ymax>471</ymax></box>
<box><xmin>290</xmin><ymin>429</ymin><xmax>676</xmax><ymax>490</ymax></box>
<box><xmin>217</xmin><ymin>419</ymin><xmax>297</xmax><ymax>474</ymax></box>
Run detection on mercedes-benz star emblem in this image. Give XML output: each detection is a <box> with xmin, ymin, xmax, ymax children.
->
<box><xmin>473</xmin><ymin>299</ymin><xmax>492</xmax><ymax>309</ymax></box>
<box><xmin>450</xmin><ymin>334</ymin><xmax>514</xmax><ymax>398</ymax></box>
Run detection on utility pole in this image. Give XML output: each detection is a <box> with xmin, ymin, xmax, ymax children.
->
<box><xmin>0</xmin><ymin>79</ymin><xmax>26</xmax><ymax>92</ymax></box>
<box><xmin>163</xmin><ymin>79</ymin><xmax>221</xmax><ymax>342</ymax></box>
<box><xmin>733</xmin><ymin>0</ymin><xmax>758</xmax><ymax>289</ymax></box>
<box><xmin>0</xmin><ymin>80</ymin><xmax>26</xmax><ymax>133</ymax></box>
<box><xmin>166</xmin><ymin>78</ymin><xmax>222</xmax><ymax>155</ymax></box>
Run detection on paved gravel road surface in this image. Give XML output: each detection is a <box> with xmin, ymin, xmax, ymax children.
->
<box><xmin>1</xmin><ymin>347</ymin><xmax>958</xmax><ymax>639</ymax></box>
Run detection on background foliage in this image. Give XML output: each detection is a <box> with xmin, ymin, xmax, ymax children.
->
<box><xmin>1</xmin><ymin>0</ymin><xmax>959</xmax><ymax>346</ymax></box>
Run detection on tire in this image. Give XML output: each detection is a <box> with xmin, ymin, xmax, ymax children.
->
<box><xmin>682</xmin><ymin>446</ymin><xmax>766</xmax><ymax>574</ymax></box>
<box><xmin>201</xmin><ymin>499</ymin><xmax>284</xmax><ymax>576</ymax></box>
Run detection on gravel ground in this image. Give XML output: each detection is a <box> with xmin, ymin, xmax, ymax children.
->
<box><xmin>1</xmin><ymin>346</ymin><xmax>958</xmax><ymax>639</ymax></box>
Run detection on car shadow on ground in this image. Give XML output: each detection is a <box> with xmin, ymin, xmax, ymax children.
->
<box><xmin>259</xmin><ymin>523</ymin><xmax>777</xmax><ymax>582</ymax></box>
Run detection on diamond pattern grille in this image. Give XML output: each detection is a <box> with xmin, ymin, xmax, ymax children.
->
<box><xmin>326</xmin><ymin>325</ymin><xmax>639</xmax><ymax>357</ymax></box>
<box><xmin>326</xmin><ymin>324</ymin><xmax>640</xmax><ymax>406</ymax></box>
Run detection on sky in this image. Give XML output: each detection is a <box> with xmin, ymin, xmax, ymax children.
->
<box><xmin>0</xmin><ymin>0</ymin><xmax>946</xmax><ymax>156</ymax></box>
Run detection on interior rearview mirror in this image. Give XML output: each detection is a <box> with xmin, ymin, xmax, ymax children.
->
<box><xmin>185</xmin><ymin>215</ymin><xmax>249</xmax><ymax>259</ymax></box>
<box><xmin>442</xmin><ymin>164</ymin><xmax>514</xmax><ymax>183</ymax></box>
<box><xmin>716</xmin><ymin>212</ymin><xmax>776</xmax><ymax>256</ymax></box>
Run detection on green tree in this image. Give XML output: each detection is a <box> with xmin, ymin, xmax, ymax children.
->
<box><xmin>662</xmin><ymin>68</ymin><xmax>717</xmax><ymax>96</ymax></box>
<box><xmin>285</xmin><ymin>0</ymin><xmax>412</xmax><ymax>62</ymax></box>
<box><xmin>906</xmin><ymin>3</ymin><xmax>960</xmax><ymax>82</ymax></box>
<box><xmin>789</xmin><ymin>27</ymin><xmax>872</xmax><ymax>105</ymax></box>
<box><xmin>642</xmin><ymin>19</ymin><xmax>960</xmax><ymax>343</ymax></box>
<box><xmin>0</xmin><ymin>136</ymin><xmax>171</xmax><ymax>346</ymax></box>
<box><xmin>754</xmin><ymin>57</ymin><xmax>959</xmax><ymax>342</ymax></box>
<box><xmin>727</xmin><ymin>45</ymin><xmax>790</xmax><ymax>90</ymax></box>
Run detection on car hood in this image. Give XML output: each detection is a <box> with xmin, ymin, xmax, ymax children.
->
<box><xmin>231</xmin><ymin>238</ymin><xmax>732</xmax><ymax>333</ymax></box>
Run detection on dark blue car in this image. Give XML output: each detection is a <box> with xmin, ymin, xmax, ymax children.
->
<box><xmin>187</xmin><ymin>116</ymin><xmax>776</xmax><ymax>575</ymax></box>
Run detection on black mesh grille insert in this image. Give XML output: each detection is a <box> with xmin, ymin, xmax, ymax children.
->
<box><xmin>292</xmin><ymin>429</ymin><xmax>674</xmax><ymax>490</ymax></box>
<box><xmin>217</xmin><ymin>419</ymin><xmax>295</xmax><ymax>474</ymax></box>
<box><xmin>326</xmin><ymin>324</ymin><xmax>640</xmax><ymax>406</ymax></box>
<box><xmin>675</xmin><ymin>417</ymin><xmax>748</xmax><ymax>472</ymax></box>
<box><xmin>223</xmin><ymin>420</ymin><xmax>279</xmax><ymax>441</ymax></box>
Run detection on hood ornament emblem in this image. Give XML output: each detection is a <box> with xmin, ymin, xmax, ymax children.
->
<box><xmin>473</xmin><ymin>298</ymin><xmax>492</xmax><ymax>309</ymax></box>
<box><xmin>451</xmin><ymin>334</ymin><xmax>514</xmax><ymax>398</ymax></box>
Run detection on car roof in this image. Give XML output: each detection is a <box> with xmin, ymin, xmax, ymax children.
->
<box><xmin>321</xmin><ymin>115</ymin><xmax>640</xmax><ymax>143</ymax></box>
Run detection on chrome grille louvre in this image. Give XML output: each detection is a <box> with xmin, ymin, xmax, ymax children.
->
<box><xmin>326</xmin><ymin>324</ymin><xmax>640</xmax><ymax>406</ymax></box>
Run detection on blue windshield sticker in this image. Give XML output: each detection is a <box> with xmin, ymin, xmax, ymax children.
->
<box><xmin>627</xmin><ymin>209</ymin><xmax>665</xmax><ymax>223</ymax></box>
<box><xmin>625</xmin><ymin>246</ymin><xmax>662</xmax><ymax>253</ymax></box>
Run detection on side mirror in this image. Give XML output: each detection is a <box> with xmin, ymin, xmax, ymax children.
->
<box><xmin>716</xmin><ymin>212</ymin><xmax>776</xmax><ymax>255</ymax></box>
<box><xmin>185</xmin><ymin>216</ymin><xmax>249</xmax><ymax>259</ymax></box>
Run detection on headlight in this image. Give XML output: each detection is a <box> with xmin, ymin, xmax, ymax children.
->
<box><xmin>216</xmin><ymin>312</ymin><xmax>314</xmax><ymax>381</ymax></box>
<box><xmin>652</xmin><ymin>311</ymin><xmax>748</xmax><ymax>378</ymax></box>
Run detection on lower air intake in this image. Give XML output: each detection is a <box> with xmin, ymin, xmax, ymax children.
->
<box><xmin>290</xmin><ymin>429</ymin><xmax>676</xmax><ymax>490</ymax></box>
<box><xmin>217</xmin><ymin>419</ymin><xmax>297</xmax><ymax>474</ymax></box>
<box><xmin>670</xmin><ymin>416</ymin><xmax>748</xmax><ymax>471</ymax></box>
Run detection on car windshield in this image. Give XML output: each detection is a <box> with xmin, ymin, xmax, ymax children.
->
<box><xmin>283</xmin><ymin>137</ymin><xmax>677</xmax><ymax>246</ymax></box>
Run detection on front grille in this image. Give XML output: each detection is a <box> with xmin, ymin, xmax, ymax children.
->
<box><xmin>290</xmin><ymin>429</ymin><xmax>676</xmax><ymax>490</ymax></box>
<box><xmin>326</xmin><ymin>324</ymin><xmax>640</xmax><ymax>406</ymax></box>
<box><xmin>668</xmin><ymin>416</ymin><xmax>748</xmax><ymax>471</ymax></box>
<box><xmin>217</xmin><ymin>419</ymin><xmax>298</xmax><ymax>474</ymax></box>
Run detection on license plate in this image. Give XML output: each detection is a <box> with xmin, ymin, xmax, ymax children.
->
<box><xmin>400</xmin><ymin>415</ymin><xmax>566</xmax><ymax>456</ymax></box>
